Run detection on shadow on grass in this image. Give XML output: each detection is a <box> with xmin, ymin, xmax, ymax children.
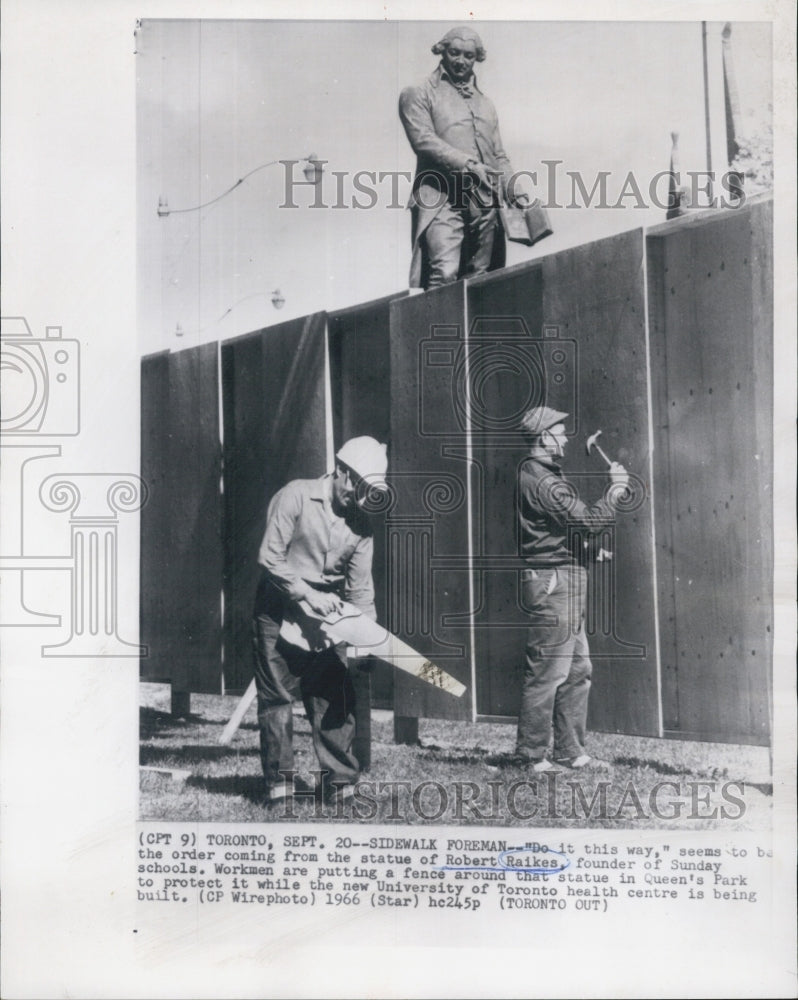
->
<box><xmin>414</xmin><ymin>752</ymin><xmax>511</xmax><ymax>767</ymax></box>
<box><xmin>613</xmin><ymin>754</ymin><xmax>684</xmax><ymax>775</ymax></box>
<box><xmin>613</xmin><ymin>754</ymin><xmax>732</xmax><ymax>780</ymax></box>
<box><xmin>182</xmin><ymin>774</ymin><xmax>324</xmax><ymax>814</ymax></box>
<box><xmin>140</xmin><ymin>706</ymin><xmax>262</xmax><ymax>731</ymax></box>
<box><xmin>418</xmin><ymin>746</ymin><xmax>546</xmax><ymax>770</ymax></box>
<box><xmin>139</xmin><ymin>706</ymin><xmax>217</xmax><ymax>735</ymax></box>
<box><xmin>178</xmin><ymin>717</ymin><xmax>261</xmax><ymax>732</ymax></box>
<box><xmin>139</xmin><ymin>707</ymin><xmax>177</xmax><ymax>736</ymax></box>
<box><xmin>140</xmin><ymin>744</ymin><xmax>259</xmax><ymax>765</ymax></box>
<box><xmin>186</xmin><ymin>773</ymin><xmax>266</xmax><ymax>804</ymax></box>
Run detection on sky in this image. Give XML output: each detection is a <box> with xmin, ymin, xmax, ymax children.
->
<box><xmin>137</xmin><ymin>18</ymin><xmax>772</xmax><ymax>354</ymax></box>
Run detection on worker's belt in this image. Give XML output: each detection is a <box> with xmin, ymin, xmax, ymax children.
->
<box><xmin>305</xmin><ymin>580</ymin><xmax>345</xmax><ymax>595</ymax></box>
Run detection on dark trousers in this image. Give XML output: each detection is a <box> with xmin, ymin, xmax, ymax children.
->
<box><xmin>252</xmin><ymin>586</ymin><xmax>358</xmax><ymax>790</ymax></box>
<box><xmin>516</xmin><ymin>565</ymin><xmax>593</xmax><ymax>762</ymax></box>
<box><xmin>423</xmin><ymin>198</ymin><xmax>498</xmax><ymax>287</ymax></box>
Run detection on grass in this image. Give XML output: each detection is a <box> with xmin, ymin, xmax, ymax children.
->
<box><xmin>139</xmin><ymin>682</ymin><xmax>771</xmax><ymax>829</ymax></box>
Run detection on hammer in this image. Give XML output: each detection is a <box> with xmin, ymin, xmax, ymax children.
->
<box><xmin>586</xmin><ymin>429</ymin><xmax>613</xmax><ymax>467</ymax></box>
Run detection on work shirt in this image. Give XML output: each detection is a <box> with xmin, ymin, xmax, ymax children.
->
<box><xmin>519</xmin><ymin>450</ymin><xmax>619</xmax><ymax>568</ymax></box>
<box><xmin>399</xmin><ymin>64</ymin><xmax>515</xmax><ymax>207</ymax></box>
<box><xmin>257</xmin><ymin>475</ymin><xmax>376</xmax><ymax>618</ymax></box>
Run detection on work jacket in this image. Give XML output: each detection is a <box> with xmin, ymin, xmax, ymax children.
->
<box><xmin>518</xmin><ymin>451</ymin><xmax>619</xmax><ymax>568</ymax></box>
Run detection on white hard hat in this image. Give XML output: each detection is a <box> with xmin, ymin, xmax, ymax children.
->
<box><xmin>336</xmin><ymin>437</ymin><xmax>388</xmax><ymax>490</ymax></box>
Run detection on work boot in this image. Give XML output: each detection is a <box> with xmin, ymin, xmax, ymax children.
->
<box><xmin>555</xmin><ymin>754</ymin><xmax>610</xmax><ymax>771</ymax></box>
<box><xmin>265</xmin><ymin>780</ymin><xmax>295</xmax><ymax>804</ymax></box>
<box><xmin>529</xmin><ymin>758</ymin><xmax>561</xmax><ymax>774</ymax></box>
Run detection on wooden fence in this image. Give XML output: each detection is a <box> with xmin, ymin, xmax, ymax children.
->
<box><xmin>141</xmin><ymin>196</ymin><xmax>772</xmax><ymax>745</ymax></box>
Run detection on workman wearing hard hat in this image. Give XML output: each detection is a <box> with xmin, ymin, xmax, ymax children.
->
<box><xmin>515</xmin><ymin>407</ymin><xmax>630</xmax><ymax>772</ymax></box>
<box><xmin>252</xmin><ymin>436</ymin><xmax>388</xmax><ymax>806</ymax></box>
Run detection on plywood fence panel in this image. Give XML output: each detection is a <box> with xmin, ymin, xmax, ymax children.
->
<box><xmin>140</xmin><ymin>351</ymin><xmax>171</xmax><ymax>681</ymax></box>
<box><xmin>328</xmin><ymin>293</ymin><xmax>406</xmax><ymax>708</ymax></box>
<box><xmin>465</xmin><ymin>231</ymin><xmax>659</xmax><ymax>735</ymax></box>
<box><xmin>139</xmin><ymin>343</ymin><xmax>223</xmax><ymax>693</ymax></box>
<box><xmin>221</xmin><ymin>314</ymin><xmax>327</xmax><ymax>692</ymax></box>
<box><xmin>539</xmin><ymin>229</ymin><xmax>659</xmax><ymax>736</ymax></box>
<box><xmin>464</xmin><ymin>266</ymin><xmax>548</xmax><ymax>719</ymax></box>
<box><xmin>389</xmin><ymin>284</ymin><xmax>472</xmax><ymax>721</ymax></box>
<box><xmin>647</xmin><ymin>199</ymin><xmax>772</xmax><ymax>745</ymax></box>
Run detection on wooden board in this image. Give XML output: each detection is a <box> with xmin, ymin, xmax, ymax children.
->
<box><xmin>647</xmin><ymin>199</ymin><xmax>772</xmax><ymax>745</ymax></box>
<box><xmin>168</xmin><ymin>343</ymin><xmax>224</xmax><ymax>694</ymax></box>
<box><xmin>464</xmin><ymin>267</ymin><xmax>548</xmax><ymax>720</ymax></box>
<box><xmin>220</xmin><ymin>313</ymin><xmax>327</xmax><ymax>691</ymax></box>
<box><xmin>540</xmin><ymin>229</ymin><xmax>659</xmax><ymax>736</ymax></box>
<box><xmin>328</xmin><ymin>292</ymin><xmax>404</xmax><ymax>445</ymax></box>
<box><xmin>465</xmin><ymin>230</ymin><xmax>660</xmax><ymax>735</ymax></box>
<box><xmin>139</xmin><ymin>351</ymin><xmax>171</xmax><ymax>682</ymax></box>
<box><xmin>389</xmin><ymin>283</ymin><xmax>473</xmax><ymax>721</ymax></box>
<box><xmin>139</xmin><ymin>344</ymin><xmax>223</xmax><ymax>693</ymax></box>
<box><xmin>328</xmin><ymin>292</ymin><xmax>406</xmax><ymax>709</ymax></box>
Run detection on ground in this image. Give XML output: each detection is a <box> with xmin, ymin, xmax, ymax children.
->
<box><xmin>139</xmin><ymin>682</ymin><xmax>772</xmax><ymax>829</ymax></box>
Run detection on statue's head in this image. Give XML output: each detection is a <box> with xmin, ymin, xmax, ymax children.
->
<box><xmin>432</xmin><ymin>27</ymin><xmax>486</xmax><ymax>81</ymax></box>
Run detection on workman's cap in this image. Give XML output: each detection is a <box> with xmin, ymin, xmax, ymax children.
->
<box><xmin>520</xmin><ymin>406</ymin><xmax>569</xmax><ymax>436</ymax></box>
<box><xmin>432</xmin><ymin>27</ymin><xmax>486</xmax><ymax>61</ymax></box>
<box><xmin>336</xmin><ymin>437</ymin><xmax>389</xmax><ymax>491</ymax></box>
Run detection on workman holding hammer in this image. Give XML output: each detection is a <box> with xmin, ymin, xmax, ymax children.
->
<box><xmin>252</xmin><ymin>437</ymin><xmax>388</xmax><ymax>806</ymax></box>
<box><xmin>515</xmin><ymin>407</ymin><xmax>629</xmax><ymax>772</ymax></box>
<box><xmin>398</xmin><ymin>25</ymin><xmax>529</xmax><ymax>289</ymax></box>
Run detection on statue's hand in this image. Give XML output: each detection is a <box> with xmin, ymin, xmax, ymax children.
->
<box><xmin>469</xmin><ymin>161</ymin><xmax>494</xmax><ymax>190</ymax></box>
